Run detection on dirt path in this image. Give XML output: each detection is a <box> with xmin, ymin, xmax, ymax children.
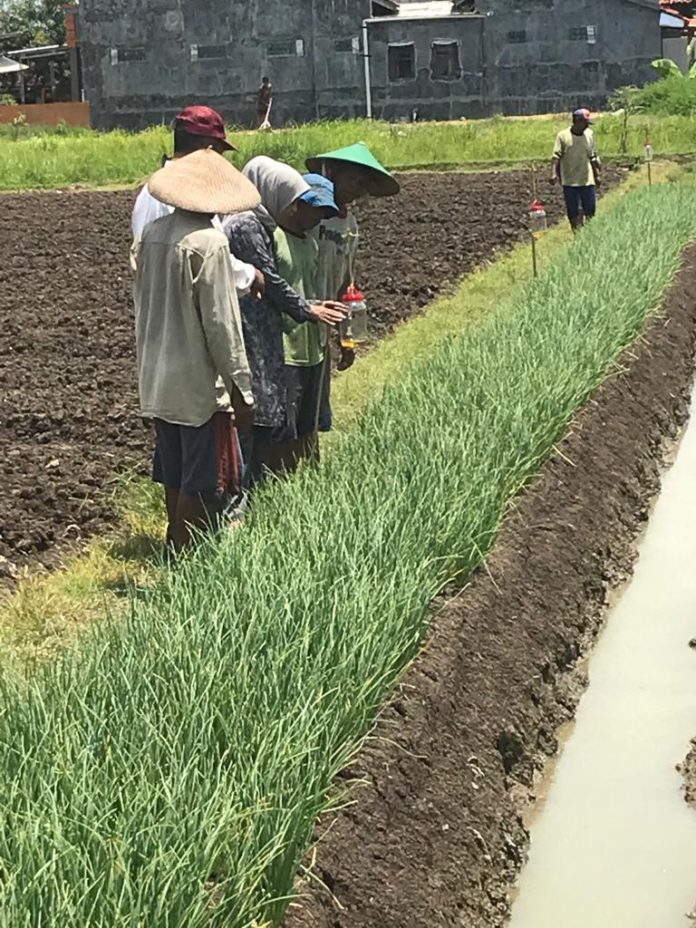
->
<box><xmin>0</xmin><ymin>169</ymin><xmax>626</xmax><ymax>576</ymax></box>
<box><xmin>284</xmin><ymin>250</ymin><xmax>696</xmax><ymax>928</ymax></box>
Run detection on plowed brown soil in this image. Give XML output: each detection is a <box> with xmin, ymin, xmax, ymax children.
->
<box><xmin>284</xmin><ymin>251</ymin><xmax>696</xmax><ymax>928</ymax></box>
<box><xmin>0</xmin><ymin>168</ymin><xmax>625</xmax><ymax>574</ymax></box>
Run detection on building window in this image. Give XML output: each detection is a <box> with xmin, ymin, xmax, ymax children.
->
<box><xmin>508</xmin><ymin>30</ymin><xmax>527</xmax><ymax>44</ymax></box>
<box><xmin>581</xmin><ymin>60</ymin><xmax>600</xmax><ymax>89</ymax></box>
<box><xmin>267</xmin><ymin>38</ymin><xmax>305</xmax><ymax>57</ymax></box>
<box><xmin>430</xmin><ymin>41</ymin><xmax>461</xmax><ymax>80</ymax></box>
<box><xmin>110</xmin><ymin>47</ymin><xmax>146</xmax><ymax>65</ymax></box>
<box><xmin>335</xmin><ymin>37</ymin><xmax>361</xmax><ymax>54</ymax></box>
<box><xmin>388</xmin><ymin>43</ymin><xmax>416</xmax><ymax>81</ymax></box>
<box><xmin>568</xmin><ymin>26</ymin><xmax>597</xmax><ymax>42</ymax></box>
<box><xmin>190</xmin><ymin>44</ymin><xmax>228</xmax><ymax>61</ymax></box>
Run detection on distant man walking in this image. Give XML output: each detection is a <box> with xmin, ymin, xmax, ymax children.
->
<box><xmin>257</xmin><ymin>76</ymin><xmax>273</xmax><ymax>128</ymax></box>
<box><xmin>551</xmin><ymin>108</ymin><xmax>601</xmax><ymax>231</ymax></box>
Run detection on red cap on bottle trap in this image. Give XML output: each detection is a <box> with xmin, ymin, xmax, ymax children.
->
<box><xmin>340</xmin><ymin>283</ymin><xmax>366</xmax><ymax>303</ymax></box>
<box><xmin>529</xmin><ymin>198</ymin><xmax>546</xmax><ymax>215</ymax></box>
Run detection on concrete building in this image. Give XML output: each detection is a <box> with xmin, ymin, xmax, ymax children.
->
<box><xmin>78</xmin><ymin>0</ymin><xmax>661</xmax><ymax>130</ymax></box>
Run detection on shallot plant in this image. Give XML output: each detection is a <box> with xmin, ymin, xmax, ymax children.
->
<box><xmin>0</xmin><ymin>184</ymin><xmax>694</xmax><ymax>926</ymax></box>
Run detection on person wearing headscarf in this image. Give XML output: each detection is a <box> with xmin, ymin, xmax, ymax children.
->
<box><xmin>223</xmin><ymin>156</ymin><xmax>347</xmax><ymax>486</ymax></box>
<box><xmin>131</xmin><ymin>149</ymin><xmax>259</xmax><ymax>551</ymax></box>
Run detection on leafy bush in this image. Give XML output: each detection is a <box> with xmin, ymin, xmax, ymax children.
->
<box><xmin>651</xmin><ymin>58</ymin><xmax>684</xmax><ymax>80</ymax></box>
<box><xmin>628</xmin><ymin>70</ymin><xmax>696</xmax><ymax>117</ymax></box>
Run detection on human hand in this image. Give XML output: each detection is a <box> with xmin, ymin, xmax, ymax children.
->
<box><xmin>550</xmin><ymin>175</ymin><xmax>558</xmax><ymax>186</ymax></box>
<box><xmin>232</xmin><ymin>398</ymin><xmax>255</xmax><ymax>432</ymax></box>
<box><xmin>249</xmin><ymin>269</ymin><xmax>265</xmax><ymax>300</ymax></box>
<box><xmin>309</xmin><ymin>301</ymin><xmax>349</xmax><ymax>326</ymax></box>
<box><xmin>337</xmin><ymin>347</ymin><xmax>356</xmax><ymax>371</ymax></box>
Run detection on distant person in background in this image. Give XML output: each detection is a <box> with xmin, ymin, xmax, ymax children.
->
<box><xmin>131</xmin><ymin>104</ymin><xmax>264</xmax><ymax>299</ymax></box>
<box><xmin>131</xmin><ymin>150</ymin><xmax>259</xmax><ymax>552</ymax></box>
<box><xmin>257</xmin><ymin>76</ymin><xmax>273</xmax><ymax>128</ymax></box>
<box><xmin>223</xmin><ymin>157</ymin><xmax>347</xmax><ymax>486</ymax></box>
<box><xmin>551</xmin><ymin>108</ymin><xmax>601</xmax><ymax>232</ymax></box>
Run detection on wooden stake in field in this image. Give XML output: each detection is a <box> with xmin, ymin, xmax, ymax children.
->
<box><xmin>644</xmin><ymin>131</ymin><xmax>653</xmax><ymax>187</ymax></box>
<box><xmin>528</xmin><ymin>174</ymin><xmax>547</xmax><ymax>280</ymax></box>
<box><xmin>530</xmin><ymin>231</ymin><xmax>538</xmax><ymax>278</ymax></box>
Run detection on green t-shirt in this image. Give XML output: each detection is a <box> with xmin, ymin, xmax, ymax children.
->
<box><xmin>274</xmin><ymin>227</ymin><xmax>325</xmax><ymax>367</ymax></box>
<box><xmin>553</xmin><ymin>128</ymin><xmax>597</xmax><ymax>187</ymax></box>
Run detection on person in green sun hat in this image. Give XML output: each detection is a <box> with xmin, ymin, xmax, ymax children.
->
<box><xmin>285</xmin><ymin>144</ymin><xmax>398</xmax><ymax>465</ymax></box>
<box><xmin>305</xmin><ymin>144</ymin><xmax>400</xmax><ymax>355</ymax></box>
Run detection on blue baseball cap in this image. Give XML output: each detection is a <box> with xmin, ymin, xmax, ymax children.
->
<box><xmin>300</xmin><ymin>173</ymin><xmax>340</xmax><ymax>215</ymax></box>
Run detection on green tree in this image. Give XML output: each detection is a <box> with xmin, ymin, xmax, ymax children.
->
<box><xmin>0</xmin><ymin>0</ymin><xmax>65</xmax><ymax>50</ymax></box>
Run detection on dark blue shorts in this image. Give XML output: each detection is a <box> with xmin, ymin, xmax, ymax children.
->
<box><xmin>153</xmin><ymin>414</ymin><xmax>240</xmax><ymax>498</ymax></box>
<box><xmin>563</xmin><ymin>185</ymin><xmax>596</xmax><ymax>221</ymax></box>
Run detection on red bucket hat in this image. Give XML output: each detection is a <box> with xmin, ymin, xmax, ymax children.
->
<box><xmin>174</xmin><ymin>105</ymin><xmax>237</xmax><ymax>151</ymax></box>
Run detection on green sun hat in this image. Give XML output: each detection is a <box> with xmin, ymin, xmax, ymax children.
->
<box><xmin>306</xmin><ymin>142</ymin><xmax>400</xmax><ymax>198</ymax></box>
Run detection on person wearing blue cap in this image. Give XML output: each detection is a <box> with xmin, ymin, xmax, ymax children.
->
<box><xmin>551</xmin><ymin>108</ymin><xmax>602</xmax><ymax>231</ymax></box>
<box><xmin>273</xmin><ymin>173</ymin><xmax>342</xmax><ymax>471</ymax></box>
<box><xmin>223</xmin><ymin>157</ymin><xmax>347</xmax><ymax>485</ymax></box>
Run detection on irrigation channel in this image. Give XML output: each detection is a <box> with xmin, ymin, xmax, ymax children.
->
<box><xmin>508</xmin><ymin>390</ymin><xmax>696</xmax><ymax>928</ymax></box>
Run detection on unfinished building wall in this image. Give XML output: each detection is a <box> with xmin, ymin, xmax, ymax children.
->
<box><xmin>368</xmin><ymin>15</ymin><xmax>488</xmax><ymax>121</ymax></box>
<box><xmin>79</xmin><ymin>0</ymin><xmax>660</xmax><ymax>129</ymax></box>
<box><xmin>367</xmin><ymin>0</ymin><xmax>659</xmax><ymax>120</ymax></box>
<box><xmin>79</xmin><ymin>0</ymin><xmax>370</xmax><ymax>130</ymax></box>
<box><xmin>478</xmin><ymin>0</ymin><xmax>660</xmax><ymax>115</ymax></box>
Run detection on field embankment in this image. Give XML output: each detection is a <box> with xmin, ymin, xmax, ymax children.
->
<box><xmin>1</xmin><ymin>169</ymin><xmax>627</xmax><ymax>575</ymax></box>
<box><xmin>0</xmin><ymin>184</ymin><xmax>693</xmax><ymax>926</ymax></box>
<box><xmin>0</xmin><ymin>114</ymin><xmax>689</xmax><ymax>191</ymax></box>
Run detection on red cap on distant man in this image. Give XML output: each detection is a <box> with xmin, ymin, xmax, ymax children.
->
<box><xmin>572</xmin><ymin>107</ymin><xmax>593</xmax><ymax>124</ymax></box>
<box><xmin>174</xmin><ymin>105</ymin><xmax>236</xmax><ymax>151</ymax></box>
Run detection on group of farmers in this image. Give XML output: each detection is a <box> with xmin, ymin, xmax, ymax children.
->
<box><xmin>131</xmin><ymin>104</ymin><xmax>399</xmax><ymax>551</ymax></box>
<box><xmin>131</xmin><ymin>103</ymin><xmax>600</xmax><ymax>552</ymax></box>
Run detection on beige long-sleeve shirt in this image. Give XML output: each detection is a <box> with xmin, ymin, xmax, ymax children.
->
<box><xmin>132</xmin><ymin>210</ymin><xmax>254</xmax><ymax>427</ymax></box>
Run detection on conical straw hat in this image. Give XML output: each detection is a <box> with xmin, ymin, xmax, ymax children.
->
<box><xmin>148</xmin><ymin>149</ymin><xmax>261</xmax><ymax>215</ymax></box>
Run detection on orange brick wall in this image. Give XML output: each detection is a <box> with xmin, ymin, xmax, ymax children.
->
<box><xmin>0</xmin><ymin>101</ymin><xmax>90</xmax><ymax>127</ymax></box>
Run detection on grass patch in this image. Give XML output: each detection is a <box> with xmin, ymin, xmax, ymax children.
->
<box><xmin>0</xmin><ymin>161</ymin><xmax>674</xmax><ymax>661</ymax></box>
<box><xmin>0</xmin><ymin>181</ymin><xmax>693</xmax><ymax>926</ymax></box>
<box><xmin>0</xmin><ymin>114</ymin><xmax>694</xmax><ymax>191</ymax></box>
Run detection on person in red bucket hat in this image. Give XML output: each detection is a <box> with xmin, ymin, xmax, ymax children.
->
<box><xmin>131</xmin><ymin>105</ymin><xmax>265</xmax><ymax>299</ymax></box>
<box><xmin>173</xmin><ymin>104</ymin><xmax>237</xmax><ymax>151</ymax></box>
<box><xmin>551</xmin><ymin>108</ymin><xmax>602</xmax><ymax>232</ymax></box>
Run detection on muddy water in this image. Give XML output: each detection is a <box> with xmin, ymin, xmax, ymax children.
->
<box><xmin>508</xmin><ymin>394</ymin><xmax>696</xmax><ymax>928</ymax></box>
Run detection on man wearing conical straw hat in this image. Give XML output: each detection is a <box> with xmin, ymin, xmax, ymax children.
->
<box><xmin>131</xmin><ymin>149</ymin><xmax>260</xmax><ymax>552</ymax></box>
<box><xmin>132</xmin><ymin>105</ymin><xmax>265</xmax><ymax>301</ymax></box>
